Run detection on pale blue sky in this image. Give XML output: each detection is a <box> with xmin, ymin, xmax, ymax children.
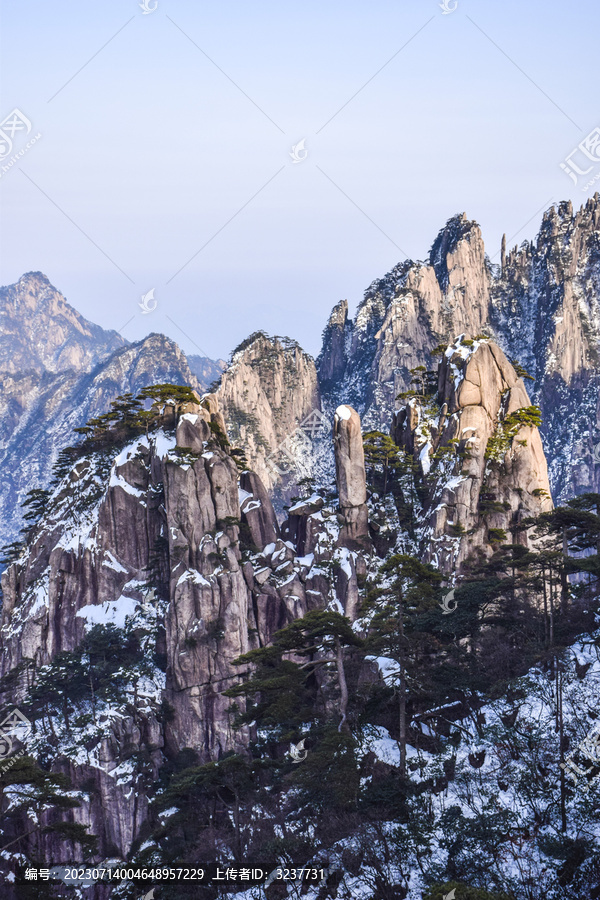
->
<box><xmin>0</xmin><ymin>0</ymin><xmax>597</xmax><ymax>359</ymax></box>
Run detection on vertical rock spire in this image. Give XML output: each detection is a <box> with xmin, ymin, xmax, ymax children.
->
<box><xmin>333</xmin><ymin>405</ymin><xmax>370</xmax><ymax>549</ymax></box>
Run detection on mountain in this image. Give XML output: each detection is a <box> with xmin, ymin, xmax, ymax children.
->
<box><xmin>215</xmin><ymin>332</ymin><xmax>325</xmax><ymax>512</ymax></box>
<box><xmin>393</xmin><ymin>335</ymin><xmax>552</xmax><ymax>573</ymax></box>
<box><xmin>3</xmin><ymin>199</ymin><xmax>600</xmax><ymax>896</ymax></box>
<box><xmin>0</xmin><ymin>391</ymin><xmax>368</xmax><ymax>870</ymax></box>
<box><xmin>490</xmin><ymin>198</ymin><xmax>600</xmax><ymax>503</ymax></box>
<box><xmin>0</xmin><ymin>271</ymin><xmax>125</xmax><ymax>373</ymax></box>
<box><xmin>318</xmin><ymin>195</ymin><xmax>600</xmax><ymax>505</ymax></box>
<box><xmin>187</xmin><ymin>353</ymin><xmax>227</xmax><ymax>390</ymax></box>
<box><xmin>1</xmin><ymin>342</ymin><xmax>598</xmax><ymax>897</ymax></box>
<box><xmin>0</xmin><ymin>274</ymin><xmax>222</xmax><ymax>549</ymax></box>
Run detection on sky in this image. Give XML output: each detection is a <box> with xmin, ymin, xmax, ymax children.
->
<box><xmin>0</xmin><ymin>0</ymin><xmax>598</xmax><ymax>360</ymax></box>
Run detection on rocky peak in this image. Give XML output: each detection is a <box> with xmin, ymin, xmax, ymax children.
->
<box><xmin>318</xmin><ymin>216</ymin><xmax>491</xmax><ymax>429</ymax></box>
<box><xmin>216</xmin><ymin>331</ymin><xmax>321</xmax><ymax>509</ymax></box>
<box><xmin>0</xmin><ymin>391</ymin><xmax>370</xmax><ymax>864</ymax></box>
<box><xmin>0</xmin><ymin>273</ymin><xmax>231</xmax><ymax>549</ymax></box>
<box><xmin>317</xmin><ymin>299</ymin><xmax>349</xmax><ymax>387</ymax></box>
<box><xmin>314</xmin><ymin>197</ymin><xmax>600</xmax><ymax>505</ymax></box>
<box><xmin>489</xmin><ymin>195</ymin><xmax>600</xmax><ymax>502</ymax></box>
<box><xmin>119</xmin><ymin>332</ymin><xmax>202</xmax><ymax>395</ymax></box>
<box><xmin>0</xmin><ymin>272</ymin><xmax>124</xmax><ymax>375</ymax></box>
<box><xmin>0</xmin><ymin>327</ymin><xmax>203</xmax><ymax>549</ymax></box>
<box><xmin>333</xmin><ymin>404</ymin><xmax>369</xmax><ymax>551</ymax></box>
<box><xmin>429</xmin><ymin>212</ymin><xmax>484</xmax><ymax>291</ymax></box>
<box><xmin>393</xmin><ymin>337</ymin><xmax>552</xmax><ymax>573</ymax></box>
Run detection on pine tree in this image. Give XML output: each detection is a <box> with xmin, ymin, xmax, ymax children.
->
<box><xmin>228</xmin><ymin>609</ymin><xmax>363</xmax><ymax>738</ymax></box>
<box><xmin>365</xmin><ymin>554</ymin><xmax>442</xmax><ymax>775</ymax></box>
<box><xmin>363</xmin><ymin>431</ymin><xmax>403</xmax><ymax>496</ymax></box>
<box><xmin>0</xmin><ymin>756</ymin><xmax>97</xmax><ymax>866</ymax></box>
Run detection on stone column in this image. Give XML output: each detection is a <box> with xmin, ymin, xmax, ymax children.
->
<box><xmin>333</xmin><ymin>405</ymin><xmax>370</xmax><ymax>550</ymax></box>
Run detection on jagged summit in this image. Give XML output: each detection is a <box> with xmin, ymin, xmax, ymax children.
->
<box><xmin>429</xmin><ymin>211</ymin><xmax>482</xmax><ymax>290</ymax></box>
<box><xmin>0</xmin><ymin>275</ymin><xmax>228</xmax><ymax>548</ymax></box>
<box><xmin>217</xmin><ymin>330</ymin><xmax>322</xmax><ymax>510</ymax></box>
<box><xmin>317</xmin><ymin>196</ymin><xmax>600</xmax><ymax>503</ymax></box>
<box><xmin>393</xmin><ymin>336</ymin><xmax>552</xmax><ymax>573</ymax></box>
<box><xmin>18</xmin><ymin>270</ymin><xmax>51</xmax><ymax>284</ymax></box>
<box><xmin>317</xmin><ymin>299</ymin><xmax>350</xmax><ymax>387</ymax></box>
<box><xmin>0</xmin><ymin>271</ymin><xmax>125</xmax><ymax>375</ymax></box>
<box><xmin>0</xmin><ymin>392</ymin><xmax>369</xmax><ymax>863</ymax></box>
<box><xmin>317</xmin><ymin>212</ymin><xmax>490</xmax><ymax>428</ymax></box>
<box><xmin>229</xmin><ymin>330</ymin><xmax>304</xmax><ymax>365</ymax></box>
<box><xmin>3</xmin><ymin>211</ymin><xmax>600</xmax><ymax>895</ymax></box>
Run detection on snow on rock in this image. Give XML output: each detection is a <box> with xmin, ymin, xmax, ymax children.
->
<box><xmin>418</xmin><ymin>441</ymin><xmax>432</xmax><ymax>475</ymax></box>
<box><xmin>335</xmin><ymin>404</ymin><xmax>353</xmax><ymax>421</ymax></box>
<box><xmin>76</xmin><ymin>595</ymin><xmax>139</xmax><ymax>630</ymax></box>
<box><xmin>176</xmin><ymin>568</ymin><xmax>211</xmax><ymax>588</ymax></box>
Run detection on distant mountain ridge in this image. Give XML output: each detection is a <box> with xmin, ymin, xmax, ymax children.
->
<box><xmin>0</xmin><ymin>271</ymin><xmax>125</xmax><ymax>374</ymax></box>
<box><xmin>0</xmin><ymin>273</ymin><xmax>223</xmax><ymax>548</ymax></box>
<box><xmin>187</xmin><ymin>353</ymin><xmax>227</xmax><ymax>390</ymax></box>
<box><xmin>4</xmin><ymin>194</ymin><xmax>600</xmax><ymax>545</ymax></box>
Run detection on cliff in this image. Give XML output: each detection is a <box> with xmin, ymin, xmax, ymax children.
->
<box><xmin>392</xmin><ymin>337</ymin><xmax>552</xmax><ymax>574</ymax></box>
<box><xmin>0</xmin><ymin>393</ymin><xmax>368</xmax><ymax>867</ymax></box>
<box><xmin>216</xmin><ymin>332</ymin><xmax>324</xmax><ymax>512</ymax></box>
<box><xmin>319</xmin><ymin>196</ymin><xmax>600</xmax><ymax>505</ymax></box>
<box><xmin>0</xmin><ymin>274</ymin><xmax>220</xmax><ymax>548</ymax></box>
<box><xmin>490</xmin><ymin>196</ymin><xmax>600</xmax><ymax>502</ymax></box>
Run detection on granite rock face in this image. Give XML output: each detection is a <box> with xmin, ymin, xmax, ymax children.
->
<box><xmin>393</xmin><ymin>338</ymin><xmax>552</xmax><ymax>574</ymax></box>
<box><xmin>239</xmin><ymin>470</ymin><xmax>280</xmax><ymax>551</ymax></box>
<box><xmin>0</xmin><ymin>274</ymin><xmax>217</xmax><ymax>548</ymax></box>
<box><xmin>333</xmin><ymin>405</ymin><xmax>370</xmax><ymax>550</ymax></box>
<box><xmin>318</xmin><ymin>300</ymin><xmax>350</xmax><ymax>388</ymax></box>
<box><xmin>318</xmin><ymin>196</ymin><xmax>600</xmax><ymax>505</ymax></box>
<box><xmin>0</xmin><ymin>397</ymin><xmax>368</xmax><ymax>866</ymax></box>
<box><xmin>489</xmin><ymin>196</ymin><xmax>600</xmax><ymax>502</ymax></box>
<box><xmin>216</xmin><ymin>332</ymin><xmax>323</xmax><ymax>512</ymax></box>
<box><xmin>318</xmin><ymin>215</ymin><xmax>490</xmax><ymax>430</ymax></box>
<box><xmin>0</xmin><ymin>271</ymin><xmax>124</xmax><ymax>375</ymax></box>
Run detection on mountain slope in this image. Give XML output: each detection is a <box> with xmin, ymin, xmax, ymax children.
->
<box><xmin>0</xmin><ymin>271</ymin><xmax>125</xmax><ymax>375</ymax></box>
<box><xmin>0</xmin><ymin>392</ymin><xmax>368</xmax><ymax>873</ymax></box>
<box><xmin>318</xmin><ymin>195</ymin><xmax>600</xmax><ymax>505</ymax></box>
<box><xmin>0</xmin><ymin>275</ymin><xmax>221</xmax><ymax>548</ymax></box>
<box><xmin>1</xmin><ymin>346</ymin><xmax>599</xmax><ymax>899</ymax></box>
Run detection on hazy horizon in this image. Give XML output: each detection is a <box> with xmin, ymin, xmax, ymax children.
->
<box><xmin>1</xmin><ymin>0</ymin><xmax>599</xmax><ymax>359</ymax></box>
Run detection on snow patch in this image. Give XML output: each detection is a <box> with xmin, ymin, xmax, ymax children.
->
<box><xmin>176</xmin><ymin>568</ymin><xmax>211</xmax><ymax>588</ymax></box>
<box><xmin>76</xmin><ymin>596</ymin><xmax>139</xmax><ymax>630</ymax></box>
<box><xmin>335</xmin><ymin>405</ymin><xmax>353</xmax><ymax>421</ymax></box>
